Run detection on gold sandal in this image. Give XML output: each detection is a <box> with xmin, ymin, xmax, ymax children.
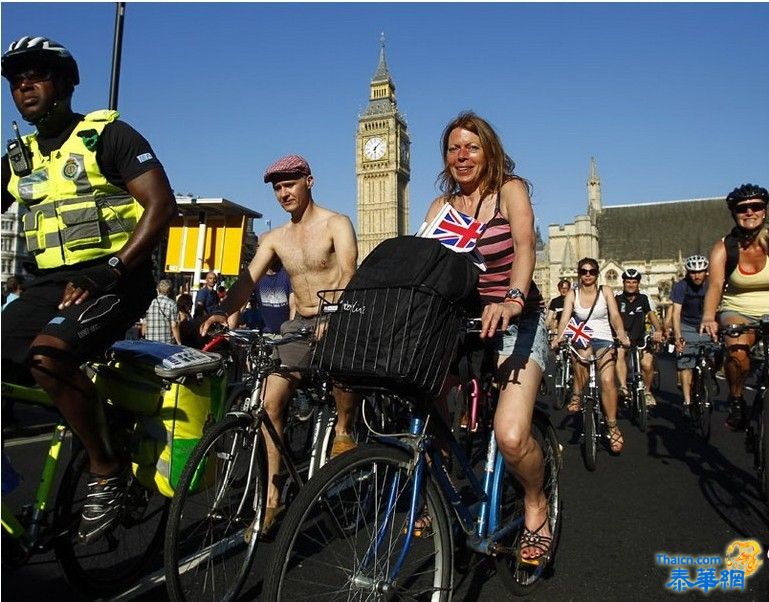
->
<box><xmin>606</xmin><ymin>420</ymin><xmax>624</xmax><ymax>455</ymax></box>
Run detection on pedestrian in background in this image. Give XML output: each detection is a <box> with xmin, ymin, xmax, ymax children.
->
<box><xmin>194</xmin><ymin>271</ymin><xmax>220</xmax><ymax>318</ymax></box>
<box><xmin>2</xmin><ymin>275</ymin><xmax>24</xmax><ymax>310</ymax></box>
<box><xmin>143</xmin><ymin>279</ymin><xmax>181</xmax><ymax>344</ymax></box>
<box><xmin>176</xmin><ymin>293</ymin><xmax>201</xmax><ymax>348</ymax></box>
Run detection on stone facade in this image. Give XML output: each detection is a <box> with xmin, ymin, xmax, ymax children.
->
<box><xmin>536</xmin><ymin>158</ymin><xmax>733</xmax><ymax>312</ymax></box>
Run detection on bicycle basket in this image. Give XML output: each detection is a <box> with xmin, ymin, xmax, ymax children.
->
<box><xmin>312</xmin><ymin>286</ymin><xmax>461</xmax><ymax>398</ymax></box>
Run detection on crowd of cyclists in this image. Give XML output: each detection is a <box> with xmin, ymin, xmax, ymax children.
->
<box><xmin>2</xmin><ymin>34</ymin><xmax>768</xmax><ymax>599</ymax></box>
<box><xmin>544</xmin><ymin>181</ymin><xmax>769</xmax><ymax>440</ymax></box>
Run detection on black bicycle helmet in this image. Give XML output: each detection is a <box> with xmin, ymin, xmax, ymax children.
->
<box><xmin>725</xmin><ymin>183</ymin><xmax>769</xmax><ymax>211</ymax></box>
<box><xmin>2</xmin><ymin>36</ymin><xmax>79</xmax><ymax>86</ymax></box>
<box><xmin>621</xmin><ymin>268</ymin><xmax>642</xmax><ymax>281</ymax></box>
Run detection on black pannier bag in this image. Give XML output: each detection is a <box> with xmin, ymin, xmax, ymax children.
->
<box><xmin>312</xmin><ymin>237</ymin><xmax>481</xmax><ymax>398</ymax></box>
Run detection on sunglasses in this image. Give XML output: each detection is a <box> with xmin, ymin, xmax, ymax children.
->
<box><xmin>733</xmin><ymin>202</ymin><xmax>767</xmax><ymax>215</ymax></box>
<box><xmin>579</xmin><ymin>268</ymin><xmax>598</xmax><ymax>276</ymax></box>
<box><xmin>9</xmin><ymin>68</ymin><xmax>52</xmax><ymax>89</ymax></box>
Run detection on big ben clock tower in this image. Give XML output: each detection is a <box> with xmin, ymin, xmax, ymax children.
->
<box><xmin>356</xmin><ymin>34</ymin><xmax>410</xmax><ymax>260</ymax></box>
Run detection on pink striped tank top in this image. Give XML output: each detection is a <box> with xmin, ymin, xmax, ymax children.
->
<box><xmin>471</xmin><ymin>195</ymin><xmax>541</xmax><ymax>312</ymax></box>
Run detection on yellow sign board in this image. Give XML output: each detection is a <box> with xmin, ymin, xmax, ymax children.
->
<box><xmin>165</xmin><ymin>214</ymin><xmax>247</xmax><ymax>276</ymax></box>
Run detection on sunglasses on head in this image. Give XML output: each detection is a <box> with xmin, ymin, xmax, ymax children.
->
<box><xmin>733</xmin><ymin>202</ymin><xmax>767</xmax><ymax>214</ymax></box>
<box><xmin>579</xmin><ymin>268</ymin><xmax>598</xmax><ymax>276</ymax></box>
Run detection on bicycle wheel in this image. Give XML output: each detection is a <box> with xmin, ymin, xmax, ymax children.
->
<box><xmin>495</xmin><ymin>411</ymin><xmax>562</xmax><ymax>595</ymax></box>
<box><xmin>582</xmin><ymin>393</ymin><xmax>597</xmax><ymax>471</ymax></box>
<box><xmin>263</xmin><ymin>443</ymin><xmax>453</xmax><ymax>601</ymax></box>
<box><xmin>758</xmin><ymin>391</ymin><xmax>768</xmax><ymax>500</ymax></box>
<box><xmin>54</xmin><ymin>447</ymin><xmax>169</xmax><ymax>597</ymax></box>
<box><xmin>553</xmin><ymin>360</ymin><xmax>566</xmax><ymax>410</ymax></box>
<box><xmin>165</xmin><ymin>413</ymin><xmax>266</xmax><ymax>602</ymax></box>
<box><xmin>692</xmin><ymin>372</ymin><xmax>713</xmax><ymax>442</ymax></box>
<box><xmin>636</xmin><ymin>384</ymin><xmax>648</xmax><ymax>433</ymax></box>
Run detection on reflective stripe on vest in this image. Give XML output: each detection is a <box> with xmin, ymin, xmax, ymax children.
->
<box><xmin>7</xmin><ymin>110</ymin><xmax>145</xmax><ymax>269</ymax></box>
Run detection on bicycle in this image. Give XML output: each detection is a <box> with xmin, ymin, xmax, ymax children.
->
<box><xmin>720</xmin><ymin>316</ymin><xmax>769</xmax><ymax>500</ymax></box>
<box><xmin>163</xmin><ymin>326</ymin><xmax>390</xmax><ymax>602</ymax></box>
<box><xmin>685</xmin><ymin>340</ymin><xmax>721</xmax><ymax>442</ymax></box>
<box><xmin>263</xmin><ymin>304</ymin><xmax>563</xmax><ymax>599</ymax></box>
<box><xmin>551</xmin><ymin>334</ymin><xmax>573</xmax><ymax>410</ymax></box>
<box><xmin>1</xmin><ymin>342</ymin><xmax>224</xmax><ymax>598</ymax></box>
<box><xmin>563</xmin><ymin>340</ymin><xmax>610</xmax><ymax>471</ymax></box>
<box><xmin>625</xmin><ymin>335</ymin><xmax>652</xmax><ymax>433</ymax></box>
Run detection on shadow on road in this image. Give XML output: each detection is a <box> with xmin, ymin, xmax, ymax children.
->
<box><xmin>644</xmin><ymin>392</ymin><xmax>769</xmax><ymax>538</ymax></box>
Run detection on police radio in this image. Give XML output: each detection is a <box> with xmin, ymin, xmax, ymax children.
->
<box><xmin>6</xmin><ymin>121</ymin><xmax>32</xmax><ymax>177</ymax></box>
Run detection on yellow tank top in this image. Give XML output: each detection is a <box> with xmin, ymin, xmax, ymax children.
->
<box><xmin>721</xmin><ymin>256</ymin><xmax>769</xmax><ymax>318</ymax></box>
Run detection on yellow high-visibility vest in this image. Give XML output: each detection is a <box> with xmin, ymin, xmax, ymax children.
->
<box><xmin>7</xmin><ymin>110</ymin><xmax>144</xmax><ymax>269</ymax></box>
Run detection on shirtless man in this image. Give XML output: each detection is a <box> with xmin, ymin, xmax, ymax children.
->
<box><xmin>202</xmin><ymin>154</ymin><xmax>358</xmax><ymax>535</ymax></box>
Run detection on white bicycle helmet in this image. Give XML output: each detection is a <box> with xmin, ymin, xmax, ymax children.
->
<box><xmin>684</xmin><ymin>255</ymin><xmax>709</xmax><ymax>272</ymax></box>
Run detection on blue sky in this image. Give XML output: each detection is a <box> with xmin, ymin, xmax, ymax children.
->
<box><xmin>2</xmin><ymin>2</ymin><xmax>768</xmax><ymax>240</ymax></box>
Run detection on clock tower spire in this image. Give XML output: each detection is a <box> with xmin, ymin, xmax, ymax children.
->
<box><xmin>356</xmin><ymin>34</ymin><xmax>410</xmax><ymax>260</ymax></box>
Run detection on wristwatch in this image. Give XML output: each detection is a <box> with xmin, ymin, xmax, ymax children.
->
<box><xmin>504</xmin><ymin>288</ymin><xmax>526</xmax><ymax>302</ymax></box>
<box><xmin>107</xmin><ymin>256</ymin><xmax>126</xmax><ymax>277</ymax></box>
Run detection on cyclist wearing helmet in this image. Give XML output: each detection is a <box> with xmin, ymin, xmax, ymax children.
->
<box><xmin>615</xmin><ymin>268</ymin><xmax>665</xmax><ymax>408</ymax></box>
<box><xmin>1</xmin><ymin>36</ymin><xmax>176</xmax><ymax>543</ymax></box>
<box><xmin>671</xmin><ymin>255</ymin><xmax>711</xmax><ymax>417</ymax></box>
<box><xmin>545</xmin><ymin>278</ymin><xmax>571</xmax><ymax>334</ymax></box>
<box><xmin>701</xmin><ymin>183</ymin><xmax>769</xmax><ymax>430</ymax></box>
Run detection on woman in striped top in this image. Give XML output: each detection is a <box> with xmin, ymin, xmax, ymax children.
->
<box><xmin>422</xmin><ymin>111</ymin><xmax>552</xmax><ymax>566</ymax></box>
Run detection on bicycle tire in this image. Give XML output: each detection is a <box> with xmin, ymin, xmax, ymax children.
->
<box><xmin>495</xmin><ymin>411</ymin><xmax>562</xmax><ymax>595</ymax></box>
<box><xmin>263</xmin><ymin>443</ymin><xmax>453</xmax><ymax>601</ymax></box>
<box><xmin>636</xmin><ymin>384</ymin><xmax>648</xmax><ymax>433</ymax></box>
<box><xmin>553</xmin><ymin>360</ymin><xmax>566</xmax><ymax>410</ymax></box>
<box><xmin>164</xmin><ymin>413</ymin><xmax>266</xmax><ymax>602</ymax></box>
<box><xmin>758</xmin><ymin>390</ymin><xmax>768</xmax><ymax>500</ymax></box>
<box><xmin>54</xmin><ymin>447</ymin><xmax>169</xmax><ymax>597</ymax></box>
<box><xmin>693</xmin><ymin>371</ymin><xmax>713</xmax><ymax>442</ymax></box>
<box><xmin>582</xmin><ymin>393</ymin><xmax>597</xmax><ymax>471</ymax></box>
<box><xmin>652</xmin><ymin>363</ymin><xmax>661</xmax><ymax>394</ymax></box>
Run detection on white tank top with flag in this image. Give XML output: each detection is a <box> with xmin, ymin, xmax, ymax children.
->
<box><xmin>574</xmin><ymin>287</ymin><xmax>614</xmax><ymax>342</ymax></box>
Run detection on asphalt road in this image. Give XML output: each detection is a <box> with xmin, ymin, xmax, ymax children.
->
<box><xmin>2</xmin><ymin>354</ymin><xmax>768</xmax><ymax>600</ymax></box>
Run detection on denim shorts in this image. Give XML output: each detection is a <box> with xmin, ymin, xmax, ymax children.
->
<box><xmin>491</xmin><ymin>312</ymin><xmax>548</xmax><ymax>372</ymax></box>
<box><xmin>677</xmin><ymin>322</ymin><xmax>712</xmax><ymax>370</ymax></box>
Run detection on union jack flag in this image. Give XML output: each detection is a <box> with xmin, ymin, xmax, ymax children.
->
<box><xmin>564</xmin><ymin>317</ymin><xmax>594</xmax><ymax>347</ymax></box>
<box><xmin>421</xmin><ymin>204</ymin><xmax>486</xmax><ymax>252</ymax></box>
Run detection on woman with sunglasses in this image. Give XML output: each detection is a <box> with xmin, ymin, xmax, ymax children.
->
<box><xmin>552</xmin><ymin>258</ymin><xmax>630</xmax><ymax>454</ymax></box>
<box><xmin>421</xmin><ymin>111</ymin><xmax>551</xmax><ymax>565</ymax></box>
<box><xmin>701</xmin><ymin>184</ymin><xmax>769</xmax><ymax>431</ymax></box>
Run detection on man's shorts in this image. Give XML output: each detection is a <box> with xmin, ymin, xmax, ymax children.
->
<box><xmin>275</xmin><ymin>316</ymin><xmax>317</xmax><ymax>370</ymax></box>
<box><xmin>491</xmin><ymin>311</ymin><xmax>549</xmax><ymax>373</ymax></box>
<box><xmin>677</xmin><ymin>322</ymin><xmax>712</xmax><ymax>370</ymax></box>
<box><xmin>1</xmin><ymin>266</ymin><xmax>155</xmax><ymax>381</ymax></box>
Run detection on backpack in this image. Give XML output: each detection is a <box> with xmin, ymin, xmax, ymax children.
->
<box><xmin>724</xmin><ymin>228</ymin><xmax>740</xmax><ymax>287</ymax></box>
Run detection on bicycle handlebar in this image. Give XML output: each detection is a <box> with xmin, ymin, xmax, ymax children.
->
<box><xmin>720</xmin><ymin>315</ymin><xmax>769</xmax><ymax>338</ymax></box>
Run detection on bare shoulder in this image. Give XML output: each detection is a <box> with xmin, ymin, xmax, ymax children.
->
<box><xmin>499</xmin><ymin>178</ymin><xmax>533</xmax><ymax>222</ymax></box>
<box><xmin>424</xmin><ymin>196</ymin><xmax>448</xmax><ymax>222</ymax></box>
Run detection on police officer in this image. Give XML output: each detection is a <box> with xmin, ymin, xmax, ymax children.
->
<box><xmin>1</xmin><ymin>36</ymin><xmax>176</xmax><ymax>544</ymax></box>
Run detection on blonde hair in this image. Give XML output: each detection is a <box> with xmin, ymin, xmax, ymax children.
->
<box><xmin>758</xmin><ymin>226</ymin><xmax>769</xmax><ymax>255</ymax></box>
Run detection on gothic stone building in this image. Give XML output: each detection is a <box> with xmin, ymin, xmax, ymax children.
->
<box><xmin>534</xmin><ymin>158</ymin><xmax>733</xmax><ymax>312</ymax></box>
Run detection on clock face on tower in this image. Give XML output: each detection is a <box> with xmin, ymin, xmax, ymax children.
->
<box><xmin>364</xmin><ymin>136</ymin><xmax>387</xmax><ymax>161</ymax></box>
<box><xmin>400</xmin><ymin>139</ymin><xmax>409</xmax><ymax>164</ymax></box>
